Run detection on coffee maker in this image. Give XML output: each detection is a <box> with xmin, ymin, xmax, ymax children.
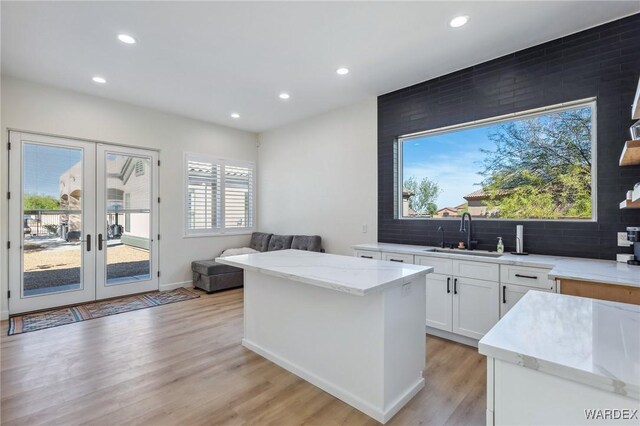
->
<box><xmin>627</xmin><ymin>227</ymin><xmax>640</xmax><ymax>266</ymax></box>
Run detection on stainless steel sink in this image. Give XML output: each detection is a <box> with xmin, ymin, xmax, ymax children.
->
<box><xmin>425</xmin><ymin>248</ymin><xmax>503</xmax><ymax>258</ymax></box>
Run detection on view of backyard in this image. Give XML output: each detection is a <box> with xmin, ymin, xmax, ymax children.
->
<box><xmin>401</xmin><ymin>103</ymin><xmax>594</xmax><ymax>220</ymax></box>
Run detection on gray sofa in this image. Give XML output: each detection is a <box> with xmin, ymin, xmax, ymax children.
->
<box><xmin>191</xmin><ymin>232</ymin><xmax>322</xmax><ymax>293</ymax></box>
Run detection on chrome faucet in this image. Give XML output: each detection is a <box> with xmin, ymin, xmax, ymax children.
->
<box><xmin>437</xmin><ymin>226</ymin><xmax>445</xmax><ymax>248</ymax></box>
<box><xmin>460</xmin><ymin>212</ymin><xmax>472</xmax><ymax>250</ymax></box>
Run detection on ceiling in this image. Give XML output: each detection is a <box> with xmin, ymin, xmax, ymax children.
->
<box><xmin>2</xmin><ymin>1</ymin><xmax>638</xmax><ymax>133</ymax></box>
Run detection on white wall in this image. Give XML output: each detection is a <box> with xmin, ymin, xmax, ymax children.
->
<box><xmin>257</xmin><ymin>98</ymin><xmax>377</xmax><ymax>255</ymax></box>
<box><xmin>0</xmin><ymin>76</ymin><xmax>258</xmax><ymax>319</ymax></box>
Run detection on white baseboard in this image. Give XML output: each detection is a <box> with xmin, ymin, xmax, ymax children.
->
<box><xmin>159</xmin><ymin>280</ymin><xmax>193</xmax><ymax>292</ymax></box>
<box><xmin>242</xmin><ymin>338</ymin><xmax>423</xmax><ymax>424</ymax></box>
<box><xmin>1</xmin><ymin>310</ymin><xmax>8</xmax><ymax>321</ymax></box>
<box><xmin>426</xmin><ymin>326</ymin><xmax>479</xmax><ymax>348</ymax></box>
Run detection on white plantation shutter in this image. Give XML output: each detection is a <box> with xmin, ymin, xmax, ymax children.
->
<box><xmin>185</xmin><ymin>154</ymin><xmax>255</xmax><ymax>235</ymax></box>
<box><xmin>224</xmin><ymin>164</ymin><xmax>254</xmax><ymax>229</ymax></box>
<box><xmin>186</xmin><ymin>158</ymin><xmax>221</xmax><ymax>232</ymax></box>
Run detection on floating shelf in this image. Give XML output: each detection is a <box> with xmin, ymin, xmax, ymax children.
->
<box><xmin>619</xmin><ymin>140</ymin><xmax>640</xmax><ymax>166</ymax></box>
<box><xmin>620</xmin><ymin>199</ymin><xmax>640</xmax><ymax>209</ymax></box>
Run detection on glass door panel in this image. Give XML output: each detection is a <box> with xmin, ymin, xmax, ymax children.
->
<box><xmin>96</xmin><ymin>146</ymin><xmax>158</xmax><ymax>299</ymax></box>
<box><xmin>9</xmin><ymin>132</ymin><xmax>96</xmax><ymax>314</ymax></box>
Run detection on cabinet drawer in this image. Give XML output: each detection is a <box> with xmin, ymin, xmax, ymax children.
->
<box><xmin>414</xmin><ymin>255</ymin><xmax>453</xmax><ymax>275</ymax></box>
<box><xmin>500</xmin><ymin>283</ymin><xmax>555</xmax><ymax>318</ymax></box>
<box><xmin>354</xmin><ymin>250</ymin><xmax>382</xmax><ymax>260</ymax></box>
<box><xmin>453</xmin><ymin>260</ymin><xmax>499</xmax><ymax>281</ymax></box>
<box><xmin>382</xmin><ymin>252</ymin><xmax>414</xmax><ymax>264</ymax></box>
<box><xmin>501</xmin><ymin>265</ymin><xmax>553</xmax><ymax>290</ymax></box>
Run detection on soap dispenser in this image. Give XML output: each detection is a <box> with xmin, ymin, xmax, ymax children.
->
<box><xmin>497</xmin><ymin>237</ymin><xmax>504</xmax><ymax>254</ymax></box>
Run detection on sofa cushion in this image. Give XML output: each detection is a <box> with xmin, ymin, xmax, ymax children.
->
<box><xmin>191</xmin><ymin>260</ymin><xmax>242</xmax><ymax>276</ymax></box>
<box><xmin>249</xmin><ymin>232</ymin><xmax>273</xmax><ymax>252</ymax></box>
<box><xmin>267</xmin><ymin>234</ymin><xmax>293</xmax><ymax>251</ymax></box>
<box><xmin>291</xmin><ymin>235</ymin><xmax>322</xmax><ymax>252</ymax></box>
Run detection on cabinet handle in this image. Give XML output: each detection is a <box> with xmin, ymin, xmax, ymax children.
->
<box><xmin>503</xmin><ymin>285</ymin><xmax>507</xmax><ymax>304</ymax></box>
<box><xmin>453</xmin><ymin>278</ymin><xmax>458</xmax><ymax>295</ymax></box>
<box><xmin>515</xmin><ymin>273</ymin><xmax>537</xmax><ymax>280</ymax></box>
<box><xmin>361</xmin><ymin>255</ymin><xmax>373</xmax><ymax>259</ymax></box>
<box><xmin>389</xmin><ymin>259</ymin><xmax>404</xmax><ymax>262</ymax></box>
<box><xmin>446</xmin><ymin>277</ymin><xmax>451</xmax><ymax>294</ymax></box>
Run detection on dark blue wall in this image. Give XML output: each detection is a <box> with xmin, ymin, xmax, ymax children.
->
<box><xmin>378</xmin><ymin>14</ymin><xmax>640</xmax><ymax>259</ymax></box>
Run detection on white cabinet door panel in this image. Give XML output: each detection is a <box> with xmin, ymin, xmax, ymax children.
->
<box><xmin>414</xmin><ymin>255</ymin><xmax>453</xmax><ymax>275</ymax></box>
<box><xmin>453</xmin><ymin>260</ymin><xmax>500</xmax><ymax>282</ymax></box>
<box><xmin>426</xmin><ymin>274</ymin><xmax>453</xmax><ymax>332</ymax></box>
<box><xmin>453</xmin><ymin>277</ymin><xmax>499</xmax><ymax>339</ymax></box>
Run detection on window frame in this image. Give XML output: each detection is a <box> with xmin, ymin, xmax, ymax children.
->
<box><xmin>396</xmin><ymin>98</ymin><xmax>598</xmax><ymax>222</ymax></box>
<box><xmin>183</xmin><ymin>152</ymin><xmax>256</xmax><ymax>237</ymax></box>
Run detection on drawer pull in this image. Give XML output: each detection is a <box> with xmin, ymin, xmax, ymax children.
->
<box><xmin>503</xmin><ymin>285</ymin><xmax>507</xmax><ymax>304</ymax></box>
<box><xmin>446</xmin><ymin>277</ymin><xmax>451</xmax><ymax>294</ymax></box>
<box><xmin>515</xmin><ymin>273</ymin><xmax>538</xmax><ymax>280</ymax></box>
<box><xmin>389</xmin><ymin>259</ymin><xmax>404</xmax><ymax>263</ymax></box>
<box><xmin>361</xmin><ymin>255</ymin><xmax>373</xmax><ymax>259</ymax></box>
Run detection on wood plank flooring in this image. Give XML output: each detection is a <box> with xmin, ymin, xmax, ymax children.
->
<box><xmin>1</xmin><ymin>288</ymin><xmax>486</xmax><ymax>425</ymax></box>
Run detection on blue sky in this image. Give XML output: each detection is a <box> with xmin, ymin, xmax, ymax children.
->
<box><xmin>23</xmin><ymin>144</ymin><xmax>82</xmax><ymax>196</ymax></box>
<box><xmin>402</xmin><ymin>125</ymin><xmax>496</xmax><ymax>209</ymax></box>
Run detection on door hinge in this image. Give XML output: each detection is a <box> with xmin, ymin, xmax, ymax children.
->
<box><xmin>7</xmin><ymin>142</ymin><xmax>11</xmax><ymax>150</ymax></box>
<box><xmin>7</xmin><ymin>290</ymin><xmax>10</xmax><ymax>299</ymax></box>
<box><xmin>157</xmin><ymin>271</ymin><xmax>160</xmax><ymax>277</ymax></box>
<box><xmin>157</xmin><ymin>160</ymin><xmax>161</xmax><ymax>166</ymax></box>
<box><xmin>7</xmin><ymin>241</ymin><xmax>10</xmax><ymax>249</ymax></box>
<box><xmin>7</xmin><ymin>192</ymin><xmax>10</xmax><ymax>200</ymax></box>
<box><xmin>157</xmin><ymin>234</ymin><xmax>161</xmax><ymax>241</ymax></box>
<box><xmin>158</xmin><ymin>197</ymin><xmax>160</xmax><ymax>203</ymax></box>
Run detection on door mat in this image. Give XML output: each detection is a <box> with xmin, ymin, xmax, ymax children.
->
<box><xmin>8</xmin><ymin>288</ymin><xmax>200</xmax><ymax>335</ymax></box>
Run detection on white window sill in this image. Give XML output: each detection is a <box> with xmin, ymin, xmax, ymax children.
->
<box><xmin>183</xmin><ymin>229</ymin><xmax>255</xmax><ymax>238</ymax></box>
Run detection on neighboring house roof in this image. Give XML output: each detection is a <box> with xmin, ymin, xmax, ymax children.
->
<box><xmin>464</xmin><ymin>188</ymin><xmax>512</xmax><ymax>201</ymax></box>
<box><xmin>402</xmin><ymin>187</ymin><xmax>414</xmax><ymax>199</ymax></box>
<box><xmin>436</xmin><ymin>207</ymin><xmax>459</xmax><ymax>214</ymax></box>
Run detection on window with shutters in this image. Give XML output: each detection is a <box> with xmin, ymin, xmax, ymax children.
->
<box><xmin>184</xmin><ymin>153</ymin><xmax>255</xmax><ymax>235</ymax></box>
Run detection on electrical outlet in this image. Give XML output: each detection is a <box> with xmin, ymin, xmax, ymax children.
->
<box><xmin>618</xmin><ymin>232</ymin><xmax>632</xmax><ymax>247</ymax></box>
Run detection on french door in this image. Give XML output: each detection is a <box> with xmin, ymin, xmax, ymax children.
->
<box><xmin>8</xmin><ymin>132</ymin><xmax>159</xmax><ymax>314</ymax></box>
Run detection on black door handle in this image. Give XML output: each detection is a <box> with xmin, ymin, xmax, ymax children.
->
<box><xmin>515</xmin><ymin>273</ymin><xmax>537</xmax><ymax>280</ymax></box>
<box><xmin>503</xmin><ymin>285</ymin><xmax>507</xmax><ymax>304</ymax></box>
<box><xmin>453</xmin><ymin>278</ymin><xmax>458</xmax><ymax>294</ymax></box>
<box><xmin>446</xmin><ymin>277</ymin><xmax>451</xmax><ymax>294</ymax></box>
<box><xmin>98</xmin><ymin>233</ymin><xmax>103</xmax><ymax>251</ymax></box>
<box><xmin>86</xmin><ymin>234</ymin><xmax>91</xmax><ymax>252</ymax></box>
<box><xmin>389</xmin><ymin>259</ymin><xmax>404</xmax><ymax>262</ymax></box>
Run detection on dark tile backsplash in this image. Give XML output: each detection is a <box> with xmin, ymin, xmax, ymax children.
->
<box><xmin>378</xmin><ymin>14</ymin><xmax>640</xmax><ymax>260</ymax></box>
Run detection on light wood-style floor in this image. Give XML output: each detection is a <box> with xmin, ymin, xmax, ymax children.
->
<box><xmin>1</xmin><ymin>288</ymin><xmax>486</xmax><ymax>425</ymax></box>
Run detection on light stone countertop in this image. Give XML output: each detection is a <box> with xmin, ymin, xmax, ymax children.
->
<box><xmin>353</xmin><ymin>242</ymin><xmax>640</xmax><ymax>288</ymax></box>
<box><xmin>478</xmin><ymin>291</ymin><xmax>640</xmax><ymax>400</ymax></box>
<box><xmin>215</xmin><ymin>249</ymin><xmax>432</xmax><ymax>296</ymax></box>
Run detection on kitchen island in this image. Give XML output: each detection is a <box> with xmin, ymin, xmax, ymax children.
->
<box><xmin>479</xmin><ymin>291</ymin><xmax>640</xmax><ymax>425</ymax></box>
<box><xmin>216</xmin><ymin>249</ymin><xmax>433</xmax><ymax>423</ymax></box>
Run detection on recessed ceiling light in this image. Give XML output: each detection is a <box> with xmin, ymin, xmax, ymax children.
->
<box><xmin>231</xmin><ymin>113</ymin><xmax>240</xmax><ymax>119</ymax></box>
<box><xmin>279</xmin><ymin>93</ymin><xmax>290</xmax><ymax>100</ymax></box>
<box><xmin>336</xmin><ymin>67</ymin><xmax>349</xmax><ymax>75</ymax></box>
<box><xmin>92</xmin><ymin>76</ymin><xmax>107</xmax><ymax>84</ymax></box>
<box><xmin>118</xmin><ymin>34</ymin><xmax>136</xmax><ymax>44</ymax></box>
<box><xmin>449</xmin><ymin>16</ymin><xmax>469</xmax><ymax>28</ymax></box>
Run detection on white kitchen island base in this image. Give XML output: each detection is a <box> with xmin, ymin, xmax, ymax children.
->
<box><xmin>241</xmin><ymin>268</ymin><xmax>427</xmax><ymax>423</ymax></box>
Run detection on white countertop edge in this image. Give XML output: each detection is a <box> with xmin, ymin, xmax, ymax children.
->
<box><xmin>353</xmin><ymin>243</ymin><xmax>640</xmax><ymax>288</ymax></box>
<box><xmin>214</xmin><ymin>256</ymin><xmax>433</xmax><ymax>296</ymax></box>
<box><xmin>478</xmin><ymin>342</ymin><xmax>640</xmax><ymax>400</ymax></box>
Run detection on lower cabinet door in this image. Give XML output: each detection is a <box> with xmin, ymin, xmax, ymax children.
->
<box><xmin>426</xmin><ymin>274</ymin><xmax>453</xmax><ymax>332</ymax></box>
<box><xmin>453</xmin><ymin>277</ymin><xmax>499</xmax><ymax>339</ymax></box>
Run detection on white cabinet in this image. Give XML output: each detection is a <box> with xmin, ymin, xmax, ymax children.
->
<box><xmin>381</xmin><ymin>252</ymin><xmax>414</xmax><ymax>264</ymax></box>
<box><xmin>453</xmin><ymin>259</ymin><xmax>499</xmax><ymax>282</ymax></box>
<box><xmin>499</xmin><ymin>281</ymin><xmax>557</xmax><ymax>318</ymax></box>
<box><xmin>453</xmin><ymin>277</ymin><xmax>500</xmax><ymax>339</ymax></box>
<box><xmin>354</xmin><ymin>250</ymin><xmax>382</xmax><ymax>260</ymax></box>
<box><xmin>425</xmin><ymin>274</ymin><xmax>453</xmax><ymax>331</ymax></box>
<box><xmin>500</xmin><ymin>264</ymin><xmax>553</xmax><ymax>290</ymax></box>
<box><xmin>415</xmin><ymin>255</ymin><xmax>453</xmax><ymax>275</ymax></box>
